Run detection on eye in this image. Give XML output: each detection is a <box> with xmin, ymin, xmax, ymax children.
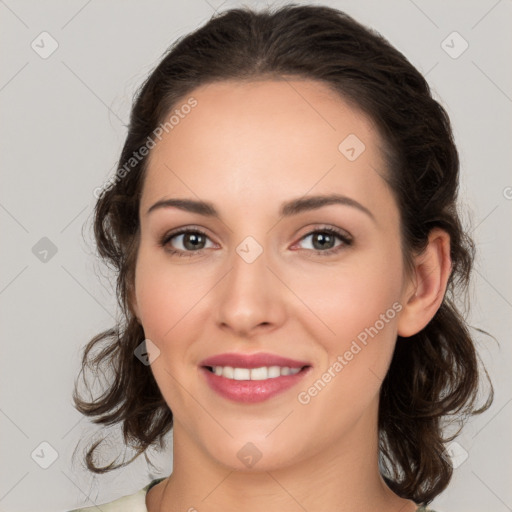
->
<box><xmin>294</xmin><ymin>226</ymin><xmax>353</xmax><ymax>256</ymax></box>
<box><xmin>159</xmin><ymin>227</ymin><xmax>215</xmax><ymax>257</ymax></box>
<box><xmin>159</xmin><ymin>225</ymin><xmax>353</xmax><ymax>258</ymax></box>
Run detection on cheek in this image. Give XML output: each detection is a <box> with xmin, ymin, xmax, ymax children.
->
<box><xmin>292</xmin><ymin>268</ymin><xmax>402</xmax><ymax>438</ymax></box>
<box><xmin>134</xmin><ymin>247</ymin><xmax>205</xmax><ymax>339</ymax></box>
<box><xmin>133</xmin><ymin>248</ymin><xmax>217</xmax><ymax>403</ymax></box>
<box><xmin>133</xmin><ymin>252</ymin><xmax>200</xmax><ymax>405</ymax></box>
<box><xmin>292</xmin><ymin>252</ymin><xmax>403</xmax><ymax>346</ymax></box>
<box><xmin>288</xmin><ymin>244</ymin><xmax>404</xmax><ymax>408</ymax></box>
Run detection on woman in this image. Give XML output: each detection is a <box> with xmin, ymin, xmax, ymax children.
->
<box><xmin>69</xmin><ymin>4</ymin><xmax>492</xmax><ymax>511</ymax></box>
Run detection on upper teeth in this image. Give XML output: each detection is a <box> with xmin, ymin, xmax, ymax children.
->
<box><xmin>211</xmin><ymin>366</ymin><xmax>302</xmax><ymax>380</ymax></box>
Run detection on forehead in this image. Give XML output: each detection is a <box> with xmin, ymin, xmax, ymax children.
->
<box><xmin>141</xmin><ymin>79</ymin><xmax>391</xmax><ymax>215</ymax></box>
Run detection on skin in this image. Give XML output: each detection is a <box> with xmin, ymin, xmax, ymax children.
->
<box><xmin>131</xmin><ymin>79</ymin><xmax>452</xmax><ymax>512</ymax></box>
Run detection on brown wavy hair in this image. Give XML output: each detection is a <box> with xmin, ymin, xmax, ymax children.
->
<box><xmin>73</xmin><ymin>3</ymin><xmax>493</xmax><ymax>505</ymax></box>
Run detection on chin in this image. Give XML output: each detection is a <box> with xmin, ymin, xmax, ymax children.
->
<box><xmin>199</xmin><ymin>433</ymin><xmax>308</xmax><ymax>473</ymax></box>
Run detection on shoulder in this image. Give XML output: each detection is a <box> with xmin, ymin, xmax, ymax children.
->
<box><xmin>67</xmin><ymin>479</ymin><xmax>161</xmax><ymax>512</ymax></box>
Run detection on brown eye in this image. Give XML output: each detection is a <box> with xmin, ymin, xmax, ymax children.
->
<box><xmin>160</xmin><ymin>228</ymin><xmax>214</xmax><ymax>257</ymax></box>
<box><xmin>295</xmin><ymin>227</ymin><xmax>352</xmax><ymax>255</ymax></box>
<box><xmin>178</xmin><ymin>232</ymin><xmax>207</xmax><ymax>250</ymax></box>
<box><xmin>310</xmin><ymin>232</ymin><xmax>337</xmax><ymax>250</ymax></box>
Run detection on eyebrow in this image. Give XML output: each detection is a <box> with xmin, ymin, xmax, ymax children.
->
<box><xmin>146</xmin><ymin>194</ymin><xmax>375</xmax><ymax>221</ymax></box>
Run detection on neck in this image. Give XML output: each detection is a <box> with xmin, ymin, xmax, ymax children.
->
<box><xmin>149</xmin><ymin>403</ymin><xmax>417</xmax><ymax>512</ymax></box>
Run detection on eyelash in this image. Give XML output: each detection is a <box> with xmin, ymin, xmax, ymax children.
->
<box><xmin>159</xmin><ymin>226</ymin><xmax>353</xmax><ymax>258</ymax></box>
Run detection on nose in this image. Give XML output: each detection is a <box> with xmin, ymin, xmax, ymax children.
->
<box><xmin>214</xmin><ymin>242</ymin><xmax>286</xmax><ymax>339</ymax></box>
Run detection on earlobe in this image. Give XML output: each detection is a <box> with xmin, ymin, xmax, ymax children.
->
<box><xmin>397</xmin><ymin>228</ymin><xmax>452</xmax><ymax>338</ymax></box>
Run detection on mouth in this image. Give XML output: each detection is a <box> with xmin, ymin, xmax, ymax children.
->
<box><xmin>203</xmin><ymin>364</ymin><xmax>309</xmax><ymax>380</ymax></box>
<box><xmin>199</xmin><ymin>352</ymin><xmax>312</xmax><ymax>403</ymax></box>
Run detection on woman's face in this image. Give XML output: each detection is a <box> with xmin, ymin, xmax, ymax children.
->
<box><xmin>133</xmin><ymin>79</ymin><xmax>412</xmax><ymax>470</ymax></box>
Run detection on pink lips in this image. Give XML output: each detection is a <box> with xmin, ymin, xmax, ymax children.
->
<box><xmin>200</xmin><ymin>352</ymin><xmax>311</xmax><ymax>404</ymax></box>
<box><xmin>200</xmin><ymin>352</ymin><xmax>310</xmax><ymax>369</ymax></box>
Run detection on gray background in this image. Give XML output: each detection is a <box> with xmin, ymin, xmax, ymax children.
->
<box><xmin>0</xmin><ymin>1</ymin><xmax>511</xmax><ymax>511</ymax></box>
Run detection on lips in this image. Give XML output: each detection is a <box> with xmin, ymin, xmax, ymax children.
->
<box><xmin>199</xmin><ymin>352</ymin><xmax>312</xmax><ymax>403</ymax></box>
<box><xmin>200</xmin><ymin>352</ymin><xmax>310</xmax><ymax>369</ymax></box>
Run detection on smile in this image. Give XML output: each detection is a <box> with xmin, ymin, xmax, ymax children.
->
<box><xmin>200</xmin><ymin>364</ymin><xmax>311</xmax><ymax>403</ymax></box>
<box><xmin>207</xmin><ymin>365</ymin><xmax>303</xmax><ymax>380</ymax></box>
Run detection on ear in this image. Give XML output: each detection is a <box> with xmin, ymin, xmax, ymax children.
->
<box><xmin>397</xmin><ymin>228</ymin><xmax>452</xmax><ymax>337</ymax></box>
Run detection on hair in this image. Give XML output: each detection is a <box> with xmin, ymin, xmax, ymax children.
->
<box><xmin>73</xmin><ymin>3</ymin><xmax>493</xmax><ymax>505</ymax></box>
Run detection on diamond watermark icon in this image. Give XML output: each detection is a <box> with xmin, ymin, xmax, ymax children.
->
<box><xmin>134</xmin><ymin>339</ymin><xmax>161</xmax><ymax>365</ymax></box>
<box><xmin>31</xmin><ymin>441</ymin><xmax>59</xmax><ymax>469</ymax></box>
<box><xmin>31</xmin><ymin>31</ymin><xmax>59</xmax><ymax>59</ymax></box>
<box><xmin>237</xmin><ymin>442</ymin><xmax>263</xmax><ymax>468</ymax></box>
<box><xmin>441</xmin><ymin>31</ymin><xmax>469</xmax><ymax>59</ymax></box>
<box><xmin>32</xmin><ymin>237</ymin><xmax>58</xmax><ymax>263</ymax></box>
<box><xmin>236</xmin><ymin>236</ymin><xmax>263</xmax><ymax>264</ymax></box>
<box><xmin>338</xmin><ymin>134</ymin><xmax>366</xmax><ymax>161</ymax></box>
<box><xmin>443</xmin><ymin>441</ymin><xmax>469</xmax><ymax>469</ymax></box>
